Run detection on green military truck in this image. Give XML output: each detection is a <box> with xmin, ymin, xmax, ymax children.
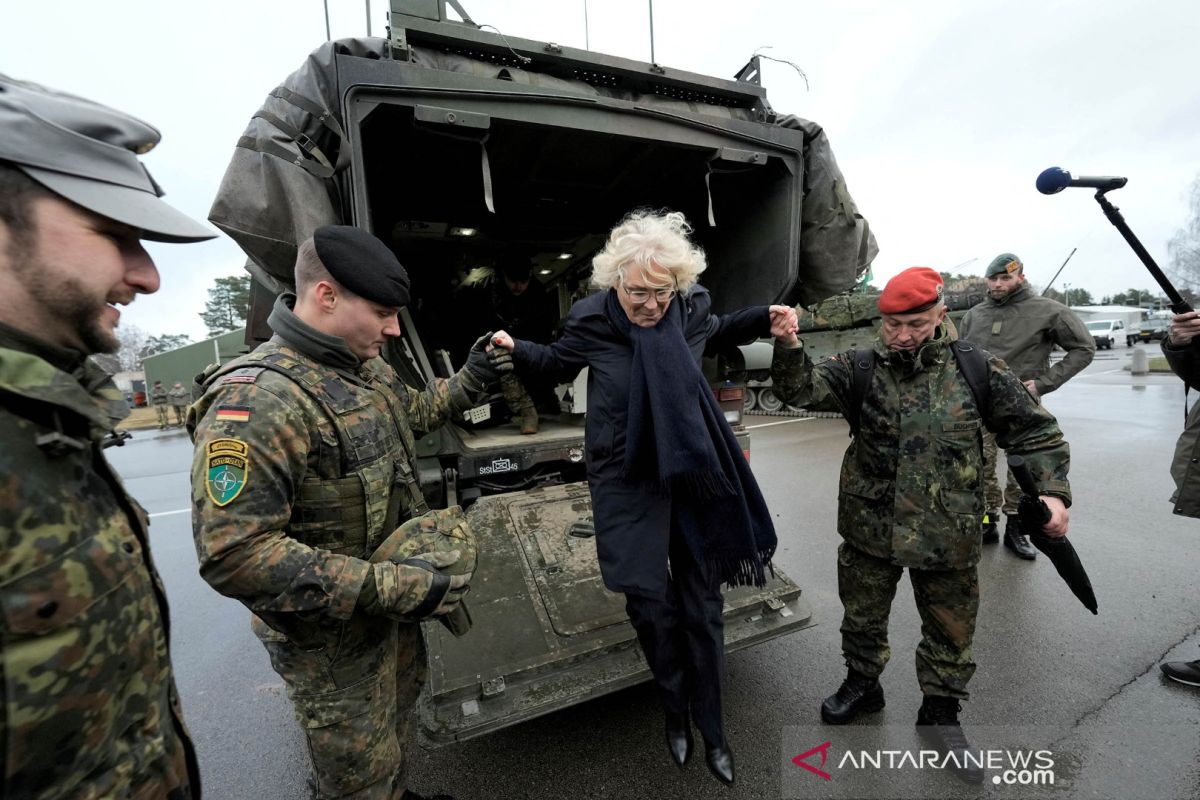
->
<box><xmin>210</xmin><ymin>0</ymin><xmax>876</xmax><ymax>745</ymax></box>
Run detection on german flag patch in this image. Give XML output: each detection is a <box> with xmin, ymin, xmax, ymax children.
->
<box><xmin>215</xmin><ymin>405</ymin><xmax>251</xmax><ymax>423</ymax></box>
<box><xmin>206</xmin><ymin>439</ymin><xmax>248</xmax><ymax>506</ymax></box>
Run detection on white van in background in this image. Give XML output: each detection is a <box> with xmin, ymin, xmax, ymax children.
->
<box><xmin>1086</xmin><ymin>319</ymin><xmax>1128</xmax><ymax>349</ymax></box>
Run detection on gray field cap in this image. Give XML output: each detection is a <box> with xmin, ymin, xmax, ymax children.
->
<box><xmin>0</xmin><ymin>73</ymin><xmax>214</xmax><ymax>243</ymax></box>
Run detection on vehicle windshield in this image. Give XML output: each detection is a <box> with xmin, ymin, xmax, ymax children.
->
<box><xmin>1086</xmin><ymin>321</ymin><xmax>1113</xmax><ymax>331</ymax></box>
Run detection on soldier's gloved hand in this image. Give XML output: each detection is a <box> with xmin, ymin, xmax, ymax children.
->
<box><xmin>464</xmin><ymin>331</ymin><xmax>513</xmax><ymax>385</ymax></box>
<box><xmin>357</xmin><ymin>550</ymin><xmax>472</xmax><ymax>621</ymax></box>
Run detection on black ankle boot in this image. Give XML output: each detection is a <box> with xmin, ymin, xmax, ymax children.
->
<box><xmin>1003</xmin><ymin>516</ymin><xmax>1037</xmax><ymax>559</ymax></box>
<box><xmin>704</xmin><ymin>740</ymin><xmax>734</xmax><ymax>785</ymax></box>
<box><xmin>821</xmin><ymin>669</ymin><xmax>885</xmax><ymax>724</ymax></box>
<box><xmin>664</xmin><ymin>711</ymin><xmax>692</xmax><ymax>767</ymax></box>
<box><xmin>916</xmin><ymin>696</ymin><xmax>984</xmax><ymax>785</ymax></box>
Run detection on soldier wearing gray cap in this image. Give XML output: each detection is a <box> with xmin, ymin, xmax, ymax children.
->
<box><xmin>0</xmin><ymin>75</ymin><xmax>212</xmax><ymax>797</ymax></box>
<box><xmin>959</xmin><ymin>252</ymin><xmax>1094</xmax><ymax>559</ymax></box>
<box><xmin>188</xmin><ymin>225</ymin><xmax>509</xmax><ymax>800</ymax></box>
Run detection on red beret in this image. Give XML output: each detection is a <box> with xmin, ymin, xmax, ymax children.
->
<box><xmin>878</xmin><ymin>267</ymin><xmax>944</xmax><ymax>314</ymax></box>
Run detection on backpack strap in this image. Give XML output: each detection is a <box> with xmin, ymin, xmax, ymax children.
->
<box><xmin>950</xmin><ymin>340</ymin><xmax>991</xmax><ymax>423</ymax></box>
<box><xmin>846</xmin><ymin>341</ymin><xmax>992</xmax><ymax>437</ymax></box>
<box><xmin>846</xmin><ymin>347</ymin><xmax>875</xmax><ymax>437</ymax></box>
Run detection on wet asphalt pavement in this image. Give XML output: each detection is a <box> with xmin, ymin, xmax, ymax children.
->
<box><xmin>107</xmin><ymin>343</ymin><xmax>1200</xmax><ymax>800</ymax></box>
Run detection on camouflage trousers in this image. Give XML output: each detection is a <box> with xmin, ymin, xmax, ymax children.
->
<box><xmin>981</xmin><ymin>430</ymin><xmax>1022</xmax><ymax>516</ymax></box>
<box><xmin>257</xmin><ymin>614</ymin><xmax>427</xmax><ymax>799</ymax></box>
<box><xmin>837</xmin><ymin>542</ymin><xmax>979</xmax><ymax>700</ymax></box>
<box><xmin>155</xmin><ymin>403</ymin><xmax>170</xmax><ymax>427</ymax></box>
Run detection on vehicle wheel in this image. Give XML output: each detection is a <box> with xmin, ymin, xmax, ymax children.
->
<box><xmin>757</xmin><ymin>389</ymin><xmax>784</xmax><ymax>413</ymax></box>
<box><xmin>743</xmin><ymin>388</ymin><xmax>758</xmax><ymax>413</ymax></box>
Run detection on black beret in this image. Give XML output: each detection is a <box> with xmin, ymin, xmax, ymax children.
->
<box><xmin>313</xmin><ymin>225</ymin><xmax>410</xmax><ymax>307</ymax></box>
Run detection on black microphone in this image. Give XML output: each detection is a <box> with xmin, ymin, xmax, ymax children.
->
<box><xmin>1036</xmin><ymin>167</ymin><xmax>1127</xmax><ymax>195</ymax></box>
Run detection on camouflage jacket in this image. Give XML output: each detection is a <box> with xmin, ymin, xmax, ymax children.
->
<box><xmin>958</xmin><ymin>283</ymin><xmax>1095</xmax><ymax>395</ymax></box>
<box><xmin>1162</xmin><ymin>338</ymin><xmax>1200</xmax><ymax>518</ymax></box>
<box><xmin>771</xmin><ymin>328</ymin><xmax>1071</xmax><ymax>569</ymax></box>
<box><xmin>151</xmin><ymin>385</ymin><xmax>169</xmax><ymax>405</ymax></box>
<box><xmin>188</xmin><ymin>298</ymin><xmax>485</xmax><ymax>646</ymax></box>
<box><xmin>0</xmin><ymin>324</ymin><xmax>198</xmax><ymax>799</ymax></box>
<box><xmin>168</xmin><ymin>386</ymin><xmax>190</xmax><ymax>407</ymax></box>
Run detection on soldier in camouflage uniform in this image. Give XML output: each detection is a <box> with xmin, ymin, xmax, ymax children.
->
<box><xmin>958</xmin><ymin>253</ymin><xmax>1094</xmax><ymax>557</ymax></box>
<box><xmin>0</xmin><ymin>74</ymin><xmax>213</xmax><ymax>798</ymax></box>
<box><xmin>189</xmin><ymin>226</ymin><xmax>506</xmax><ymax>800</ymax></box>
<box><xmin>168</xmin><ymin>381</ymin><xmax>190</xmax><ymax>426</ymax></box>
<box><xmin>151</xmin><ymin>379</ymin><xmax>170</xmax><ymax>428</ymax></box>
<box><xmin>771</xmin><ymin>267</ymin><xmax>1072</xmax><ymax>785</ymax></box>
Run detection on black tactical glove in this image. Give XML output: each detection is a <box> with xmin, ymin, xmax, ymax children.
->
<box><xmin>464</xmin><ymin>331</ymin><xmax>513</xmax><ymax>385</ymax></box>
<box><xmin>357</xmin><ymin>549</ymin><xmax>470</xmax><ymax>621</ymax></box>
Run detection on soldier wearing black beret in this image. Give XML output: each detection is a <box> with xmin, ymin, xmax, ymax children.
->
<box><xmin>188</xmin><ymin>225</ymin><xmax>509</xmax><ymax>800</ymax></box>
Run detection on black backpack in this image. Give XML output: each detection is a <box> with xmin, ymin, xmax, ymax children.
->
<box><xmin>845</xmin><ymin>340</ymin><xmax>990</xmax><ymax>437</ymax></box>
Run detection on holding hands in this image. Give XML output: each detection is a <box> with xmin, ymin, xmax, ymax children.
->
<box><xmin>492</xmin><ymin>330</ymin><xmax>515</xmax><ymax>351</ymax></box>
<box><xmin>769</xmin><ymin>305</ymin><xmax>800</xmax><ymax>346</ymax></box>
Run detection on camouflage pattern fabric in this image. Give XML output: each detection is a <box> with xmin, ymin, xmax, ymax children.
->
<box><xmin>981</xmin><ymin>429</ymin><xmax>1023</xmax><ymax>516</ymax></box>
<box><xmin>838</xmin><ymin>543</ymin><xmax>979</xmax><ymax>700</ymax></box>
<box><xmin>0</xmin><ymin>339</ymin><xmax>198</xmax><ymax>798</ymax></box>
<box><xmin>371</xmin><ymin>506</ymin><xmax>476</xmax><ymax>577</ymax></box>
<box><xmin>168</xmin><ymin>387</ymin><xmax>190</xmax><ymax>426</ymax></box>
<box><xmin>499</xmin><ymin>372</ymin><xmax>538</xmax><ymax>433</ymax></box>
<box><xmin>770</xmin><ymin>325</ymin><xmax>1071</xmax><ymax>570</ymax></box>
<box><xmin>260</xmin><ymin>615</ymin><xmax>426</xmax><ymax>798</ymax></box>
<box><xmin>190</xmin><ymin>334</ymin><xmax>485</xmax><ymax>797</ymax></box>
<box><xmin>371</xmin><ymin>506</ymin><xmax>476</xmax><ymax>635</ymax></box>
<box><xmin>152</xmin><ymin>384</ymin><xmax>170</xmax><ymax>427</ymax></box>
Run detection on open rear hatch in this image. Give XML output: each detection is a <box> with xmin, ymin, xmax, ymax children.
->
<box><xmin>419</xmin><ymin>484</ymin><xmax>813</xmax><ymax>744</ymax></box>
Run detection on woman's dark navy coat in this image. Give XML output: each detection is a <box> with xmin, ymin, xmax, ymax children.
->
<box><xmin>512</xmin><ymin>286</ymin><xmax>770</xmax><ymax>599</ymax></box>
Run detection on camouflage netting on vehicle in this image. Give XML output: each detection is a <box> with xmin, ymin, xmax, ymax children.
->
<box><xmin>209</xmin><ymin>36</ymin><xmax>875</xmax><ymax>304</ymax></box>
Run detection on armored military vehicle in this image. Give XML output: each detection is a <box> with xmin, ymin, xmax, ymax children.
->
<box><xmin>210</xmin><ymin>0</ymin><xmax>876</xmax><ymax>744</ymax></box>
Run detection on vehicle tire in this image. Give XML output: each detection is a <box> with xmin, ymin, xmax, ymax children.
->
<box><xmin>743</xmin><ymin>388</ymin><xmax>758</xmax><ymax>413</ymax></box>
<box><xmin>757</xmin><ymin>389</ymin><xmax>784</xmax><ymax>413</ymax></box>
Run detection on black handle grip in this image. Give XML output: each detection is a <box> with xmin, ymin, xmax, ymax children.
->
<box><xmin>1006</xmin><ymin>455</ymin><xmax>1039</xmax><ymax>496</ymax></box>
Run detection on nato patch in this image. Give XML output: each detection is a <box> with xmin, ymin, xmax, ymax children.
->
<box><xmin>206</xmin><ymin>439</ymin><xmax>249</xmax><ymax>507</ymax></box>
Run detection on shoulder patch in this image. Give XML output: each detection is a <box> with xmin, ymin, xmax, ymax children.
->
<box><xmin>215</xmin><ymin>404</ymin><xmax>252</xmax><ymax>423</ymax></box>
<box><xmin>218</xmin><ymin>367</ymin><xmax>266</xmax><ymax>386</ymax></box>
<box><xmin>206</xmin><ymin>439</ymin><xmax>249</xmax><ymax>507</ymax></box>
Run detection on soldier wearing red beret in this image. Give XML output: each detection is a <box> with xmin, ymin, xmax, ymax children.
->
<box><xmin>769</xmin><ymin>266</ymin><xmax>1074</xmax><ymax>785</ymax></box>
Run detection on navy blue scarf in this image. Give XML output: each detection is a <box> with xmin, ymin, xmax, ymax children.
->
<box><xmin>606</xmin><ymin>288</ymin><xmax>776</xmax><ymax>588</ymax></box>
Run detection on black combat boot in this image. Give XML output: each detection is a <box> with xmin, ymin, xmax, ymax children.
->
<box><xmin>982</xmin><ymin>513</ymin><xmax>999</xmax><ymax>544</ymax></box>
<box><xmin>916</xmin><ymin>695</ymin><xmax>984</xmax><ymax>785</ymax></box>
<box><xmin>820</xmin><ymin>669</ymin><xmax>885</xmax><ymax>724</ymax></box>
<box><xmin>1003</xmin><ymin>516</ymin><xmax>1037</xmax><ymax>560</ymax></box>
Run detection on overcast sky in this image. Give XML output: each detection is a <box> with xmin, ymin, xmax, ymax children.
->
<box><xmin>4</xmin><ymin>0</ymin><xmax>1199</xmax><ymax>340</ymax></box>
